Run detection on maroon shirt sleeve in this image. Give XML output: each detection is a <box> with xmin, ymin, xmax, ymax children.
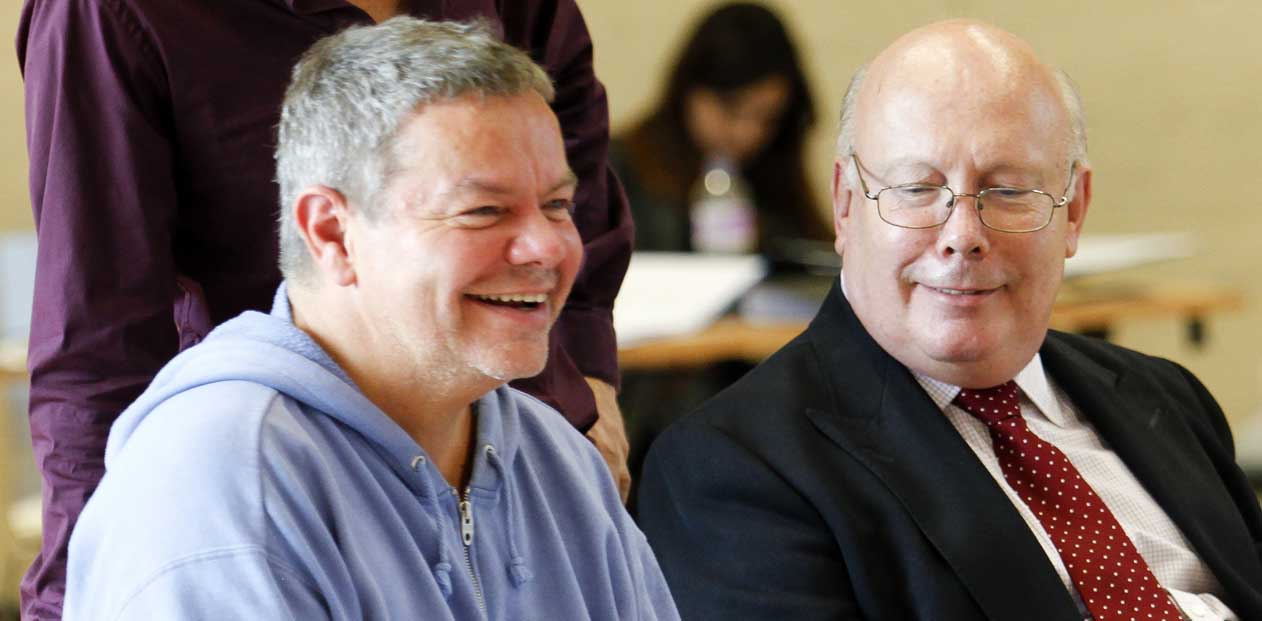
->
<box><xmin>500</xmin><ymin>0</ymin><xmax>632</xmax><ymax>430</ymax></box>
<box><xmin>17</xmin><ymin>1</ymin><xmax>181</xmax><ymax>617</ymax></box>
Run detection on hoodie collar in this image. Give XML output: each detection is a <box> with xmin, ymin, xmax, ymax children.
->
<box><xmin>276</xmin><ymin>281</ymin><xmax>521</xmax><ymax>491</ymax></box>
<box><xmin>269</xmin><ymin>282</ymin><xmax>357</xmax><ymax>388</ymax></box>
<box><xmin>114</xmin><ymin>282</ymin><xmax>526</xmax><ymax>499</ymax></box>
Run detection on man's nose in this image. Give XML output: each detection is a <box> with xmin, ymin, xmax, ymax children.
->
<box><xmin>936</xmin><ymin>193</ymin><xmax>990</xmax><ymax>258</ymax></box>
<box><xmin>507</xmin><ymin>210</ymin><xmax>571</xmax><ymax>267</ymax></box>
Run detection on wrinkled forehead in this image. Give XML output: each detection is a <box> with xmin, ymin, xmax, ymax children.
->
<box><xmin>855</xmin><ymin>24</ymin><xmax>1071</xmax><ymax>170</ymax></box>
<box><xmin>379</xmin><ymin>92</ymin><xmax>573</xmax><ymax>213</ymax></box>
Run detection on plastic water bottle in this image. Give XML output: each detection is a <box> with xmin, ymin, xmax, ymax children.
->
<box><xmin>689</xmin><ymin>155</ymin><xmax>757</xmax><ymax>253</ymax></box>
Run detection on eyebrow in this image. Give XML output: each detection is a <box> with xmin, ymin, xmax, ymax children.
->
<box><xmin>983</xmin><ymin>165</ymin><xmax>1046</xmax><ymax>185</ymax></box>
<box><xmin>547</xmin><ymin>171</ymin><xmax>580</xmax><ymax>195</ymax></box>
<box><xmin>861</xmin><ymin>157</ymin><xmax>936</xmax><ymax>184</ymax></box>
<box><xmin>868</xmin><ymin>158</ymin><xmax>1047</xmax><ymax>187</ymax></box>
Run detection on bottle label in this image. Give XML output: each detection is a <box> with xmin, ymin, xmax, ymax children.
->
<box><xmin>691</xmin><ymin>196</ymin><xmax>757</xmax><ymax>253</ymax></box>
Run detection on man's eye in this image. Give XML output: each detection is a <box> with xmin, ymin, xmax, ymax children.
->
<box><xmin>899</xmin><ymin>186</ymin><xmax>937</xmax><ymax>195</ymax></box>
<box><xmin>450</xmin><ymin>206</ymin><xmax>505</xmax><ymax>228</ymax></box>
<box><xmin>543</xmin><ymin>199</ymin><xmax>575</xmax><ymax>221</ymax></box>
<box><xmin>888</xmin><ymin>185</ymin><xmax>942</xmax><ymax>205</ymax></box>
<box><xmin>987</xmin><ymin>188</ymin><xmax>1027</xmax><ymax>198</ymax></box>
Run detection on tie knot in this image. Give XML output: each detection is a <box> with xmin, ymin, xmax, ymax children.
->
<box><xmin>953</xmin><ymin>380</ymin><xmax>1020</xmax><ymax>425</ymax></box>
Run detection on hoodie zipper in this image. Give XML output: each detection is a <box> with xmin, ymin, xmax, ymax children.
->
<box><xmin>459</xmin><ymin>487</ymin><xmax>487</xmax><ymax>618</ymax></box>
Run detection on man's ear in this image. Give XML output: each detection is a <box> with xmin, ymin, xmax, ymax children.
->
<box><xmin>832</xmin><ymin>157</ymin><xmax>854</xmax><ymax>257</ymax></box>
<box><xmin>1062</xmin><ymin>166</ymin><xmax>1092</xmax><ymax>259</ymax></box>
<box><xmin>292</xmin><ymin>185</ymin><xmax>357</xmax><ymax>287</ymax></box>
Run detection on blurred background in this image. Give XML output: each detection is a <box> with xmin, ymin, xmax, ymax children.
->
<box><xmin>1</xmin><ymin>0</ymin><xmax>1262</xmax><ymax>610</ymax></box>
<box><xmin>588</xmin><ymin>0</ymin><xmax>1262</xmax><ymax>494</ymax></box>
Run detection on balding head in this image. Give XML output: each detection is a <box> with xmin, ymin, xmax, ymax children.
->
<box><xmin>837</xmin><ymin>20</ymin><xmax>1086</xmax><ymax>172</ymax></box>
<box><xmin>875</xmin><ymin>19</ymin><xmax>1047</xmax><ymax>88</ymax></box>
<box><xmin>830</xmin><ymin>20</ymin><xmax>1093</xmax><ymax>389</ymax></box>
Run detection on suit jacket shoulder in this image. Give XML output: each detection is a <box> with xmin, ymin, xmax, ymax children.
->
<box><xmin>1041</xmin><ymin>329</ymin><xmax>1237</xmax><ymax>455</ymax></box>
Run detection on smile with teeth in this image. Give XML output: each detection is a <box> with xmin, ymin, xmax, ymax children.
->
<box><xmin>929</xmin><ymin>286</ymin><xmax>994</xmax><ymax>296</ymax></box>
<box><xmin>471</xmin><ymin>293</ymin><xmax>548</xmax><ymax>308</ymax></box>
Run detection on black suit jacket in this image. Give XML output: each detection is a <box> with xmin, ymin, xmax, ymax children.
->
<box><xmin>638</xmin><ymin>282</ymin><xmax>1262</xmax><ymax>620</ymax></box>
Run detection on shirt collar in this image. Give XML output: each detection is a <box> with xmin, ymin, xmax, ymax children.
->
<box><xmin>839</xmin><ymin>272</ymin><xmax>1068</xmax><ymax>426</ymax></box>
<box><xmin>912</xmin><ymin>353</ymin><xmax>1068</xmax><ymax>427</ymax></box>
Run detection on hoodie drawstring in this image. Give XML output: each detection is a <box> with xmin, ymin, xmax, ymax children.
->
<box><xmin>486</xmin><ymin>446</ymin><xmax>532</xmax><ymax>588</ymax></box>
<box><xmin>413</xmin><ymin>455</ymin><xmax>455</xmax><ymax>599</ymax></box>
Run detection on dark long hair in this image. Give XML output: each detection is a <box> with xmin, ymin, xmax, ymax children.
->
<box><xmin>619</xmin><ymin>2</ymin><xmax>828</xmax><ymax>246</ymax></box>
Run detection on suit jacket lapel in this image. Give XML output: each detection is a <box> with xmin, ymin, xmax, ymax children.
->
<box><xmin>1041</xmin><ymin>336</ymin><xmax>1262</xmax><ymax>609</ymax></box>
<box><xmin>803</xmin><ymin>283</ymin><xmax>1080</xmax><ymax>620</ymax></box>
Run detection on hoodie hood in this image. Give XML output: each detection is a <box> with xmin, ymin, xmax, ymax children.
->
<box><xmin>106</xmin><ymin>283</ymin><xmax>523</xmax><ymax>488</ymax></box>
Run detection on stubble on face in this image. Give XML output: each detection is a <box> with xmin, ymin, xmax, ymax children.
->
<box><xmin>447</xmin><ymin>266</ymin><xmax>563</xmax><ymax>382</ymax></box>
<box><xmin>361</xmin><ymin>93</ymin><xmax>580</xmax><ymax>392</ymax></box>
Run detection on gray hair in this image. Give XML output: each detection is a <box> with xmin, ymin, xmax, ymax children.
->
<box><xmin>834</xmin><ymin>63</ymin><xmax>870</xmax><ymax>169</ymax></box>
<box><xmin>275</xmin><ymin>17</ymin><xmax>555</xmax><ymax>282</ymax></box>
<box><xmin>834</xmin><ymin>64</ymin><xmax>1088</xmax><ymax>193</ymax></box>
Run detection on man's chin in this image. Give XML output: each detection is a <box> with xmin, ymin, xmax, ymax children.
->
<box><xmin>913</xmin><ymin>332</ymin><xmax>1045</xmax><ymax>388</ymax></box>
<box><xmin>912</xmin><ymin>324</ymin><xmax>990</xmax><ymax>361</ymax></box>
<box><xmin>471</xmin><ymin>346</ymin><xmax>549</xmax><ymax>383</ymax></box>
<box><xmin>925</xmin><ymin>344</ymin><xmax>990</xmax><ymax>366</ymax></box>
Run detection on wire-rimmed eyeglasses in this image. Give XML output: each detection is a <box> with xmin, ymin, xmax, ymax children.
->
<box><xmin>851</xmin><ymin>154</ymin><xmax>1076</xmax><ymax>233</ymax></box>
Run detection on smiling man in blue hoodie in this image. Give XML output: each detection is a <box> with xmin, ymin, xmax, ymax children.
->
<box><xmin>62</xmin><ymin>17</ymin><xmax>677</xmax><ymax>621</ymax></box>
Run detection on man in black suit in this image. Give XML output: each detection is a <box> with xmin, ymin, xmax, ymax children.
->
<box><xmin>638</xmin><ymin>19</ymin><xmax>1262</xmax><ymax>620</ymax></box>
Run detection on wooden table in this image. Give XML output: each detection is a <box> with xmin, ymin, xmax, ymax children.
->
<box><xmin>618</xmin><ymin>281</ymin><xmax>1244</xmax><ymax>371</ymax></box>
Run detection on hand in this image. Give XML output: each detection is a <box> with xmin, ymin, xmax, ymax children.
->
<box><xmin>584</xmin><ymin>377</ymin><xmax>631</xmax><ymax>503</ymax></box>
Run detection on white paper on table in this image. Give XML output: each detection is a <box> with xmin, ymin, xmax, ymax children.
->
<box><xmin>1065</xmin><ymin>233</ymin><xmax>1195</xmax><ymax>279</ymax></box>
<box><xmin>614</xmin><ymin>252</ymin><xmax>767</xmax><ymax>346</ymax></box>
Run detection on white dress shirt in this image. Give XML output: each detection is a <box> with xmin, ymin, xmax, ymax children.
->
<box><xmin>913</xmin><ymin>357</ymin><xmax>1237</xmax><ymax>621</ymax></box>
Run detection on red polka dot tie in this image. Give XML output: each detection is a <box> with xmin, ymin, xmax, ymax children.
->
<box><xmin>954</xmin><ymin>381</ymin><xmax>1183</xmax><ymax>621</ymax></box>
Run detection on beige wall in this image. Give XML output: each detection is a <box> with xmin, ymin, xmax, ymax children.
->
<box><xmin>2</xmin><ymin>2</ymin><xmax>1261</xmax><ymax>428</ymax></box>
<box><xmin>2</xmin><ymin>0</ymin><xmax>29</xmax><ymax>232</ymax></box>
<box><xmin>586</xmin><ymin>0</ymin><xmax>1262</xmax><ymax>430</ymax></box>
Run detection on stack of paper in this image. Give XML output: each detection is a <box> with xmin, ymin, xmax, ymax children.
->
<box><xmin>614</xmin><ymin>252</ymin><xmax>767</xmax><ymax>346</ymax></box>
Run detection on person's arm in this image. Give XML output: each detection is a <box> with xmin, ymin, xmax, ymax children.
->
<box><xmin>584</xmin><ymin>376</ymin><xmax>631</xmax><ymax>500</ymax></box>
<box><xmin>499</xmin><ymin>0</ymin><xmax>634</xmax><ymax>498</ymax></box>
<box><xmin>17</xmin><ymin>1</ymin><xmax>181</xmax><ymax>617</ymax></box>
<box><xmin>637</xmin><ymin>421</ymin><xmax>862</xmax><ymax>620</ymax></box>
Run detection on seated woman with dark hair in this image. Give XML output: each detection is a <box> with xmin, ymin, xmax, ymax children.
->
<box><xmin>611</xmin><ymin>2</ymin><xmax>828</xmax><ymax>254</ymax></box>
<box><xmin>615</xmin><ymin>4</ymin><xmax>832</xmax><ymax>513</ymax></box>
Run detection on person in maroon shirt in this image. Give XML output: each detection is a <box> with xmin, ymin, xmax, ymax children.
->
<box><xmin>16</xmin><ymin>1</ymin><xmax>632</xmax><ymax>618</ymax></box>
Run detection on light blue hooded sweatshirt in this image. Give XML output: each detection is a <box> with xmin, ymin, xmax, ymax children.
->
<box><xmin>65</xmin><ymin>285</ymin><xmax>678</xmax><ymax>621</ymax></box>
